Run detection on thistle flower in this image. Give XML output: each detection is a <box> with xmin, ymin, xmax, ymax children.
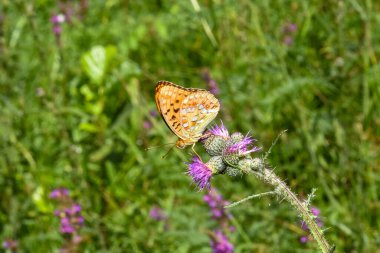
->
<box><xmin>210</xmin><ymin>230</ymin><xmax>234</xmax><ymax>253</ymax></box>
<box><xmin>187</xmin><ymin>156</ymin><xmax>217</xmax><ymax>190</ymax></box>
<box><xmin>2</xmin><ymin>239</ymin><xmax>17</xmax><ymax>250</ymax></box>
<box><xmin>51</xmin><ymin>188</ymin><xmax>84</xmax><ymax>246</ymax></box>
<box><xmin>224</xmin><ymin>135</ymin><xmax>260</xmax><ymax>156</ymax></box>
<box><xmin>282</xmin><ymin>22</ymin><xmax>297</xmax><ymax>46</ymax></box>
<box><xmin>143</xmin><ymin>120</ymin><xmax>153</xmax><ymax>130</ymax></box>
<box><xmin>208</xmin><ymin>122</ymin><xmax>229</xmax><ymax>138</ymax></box>
<box><xmin>202</xmin><ymin>70</ymin><xmax>220</xmax><ymax>95</ymax></box>
<box><xmin>204</xmin><ymin>188</ymin><xmax>231</xmax><ymax>220</ymax></box>
<box><xmin>149</xmin><ymin>206</ymin><xmax>167</xmax><ymax>221</ymax></box>
<box><xmin>50</xmin><ymin>188</ymin><xmax>69</xmax><ymax>199</ymax></box>
<box><xmin>50</xmin><ymin>13</ymin><xmax>66</xmax><ymax>46</ymax></box>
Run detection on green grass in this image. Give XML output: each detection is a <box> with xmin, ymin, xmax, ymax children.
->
<box><xmin>1</xmin><ymin>0</ymin><xmax>379</xmax><ymax>252</ymax></box>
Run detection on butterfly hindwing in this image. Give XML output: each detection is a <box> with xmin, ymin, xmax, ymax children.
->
<box><xmin>179</xmin><ymin>90</ymin><xmax>219</xmax><ymax>140</ymax></box>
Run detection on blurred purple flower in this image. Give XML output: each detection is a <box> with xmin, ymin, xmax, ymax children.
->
<box><xmin>51</xmin><ymin>189</ymin><xmax>84</xmax><ymax>236</ymax></box>
<box><xmin>300</xmin><ymin>236</ymin><xmax>308</xmax><ymax>244</ymax></box>
<box><xmin>149</xmin><ymin>109</ymin><xmax>158</xmax><ymax>117</ymax></box>
<box><xmin>50</xmin><ymin>188</ymin><xmax>69</xmax><ymax>199</ymax></box>
<box><xmin>149</xmin><ymin>206</ymin><xmax>167</xmax><ymax>221</ymax></box>
<box><xmin>204</xmin><ymin>188</ymin><xmax>231</xmax><ymax>221</ymax></box>
<box><xmin>51</xmin><ymin>13</ymin><xmax>65</xmax><ymax>24</ymax></box>
<box><xmin>2</xmin><ymin>239</ymin><xmax>17</xmax><ymax>249</ymax></box>
<box><xmin>283</xmin><ymin>35</ymin><xmax>293</xmax><ymax>46</ymax></box>
<box><xmin>311</xmin><ymin>207</ymin><xmax>320</xmax><ymax>216</ymax></box>
<box><xmin>283</xmin><ymin>22</ymin><xmax>297</xmax><ymax>33</ymax></box>
<box><xmin>282</xmin><ymin>22</ymin><xmax>297</xmax><ymax>46</ymax></box>
<box><xmin>210</xmin><ymin>230</ymin><xmax>234</xmax><ymax>253</ymax></box>
<box><xmin>50</xmin><ymin>13</ymin><xmax>66</xmax><ymax>45</ymax></box>
<box><xmin>143</xmin><ymin>120</ymin><xmax>153</xmax><ymax>130</ymax></box>
<box><xmin>187</xmin><ymin>156</ymin><xmax>214</xmax><ymax>190</ymax></box>
<box><xmin>202</xmin><ymin>70</ymin><xmax>220</xmax><ymax>95</ymax></box>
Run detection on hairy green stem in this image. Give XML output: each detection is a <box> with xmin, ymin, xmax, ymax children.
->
<box><xmin>224</xmin><ymin>191</ymin><xmax>276</xmax><ymax>208</ymax></box>
<box><xmin>250</xmin><ymin>167</ymin><xmax>334</xmax><ymax>253</ymax></box>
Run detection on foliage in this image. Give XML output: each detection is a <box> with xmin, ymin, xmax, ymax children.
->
<box><xmin>0</xmin><ymin>0</ymin><xmax>379</xmax><ymax>252</ymax></box>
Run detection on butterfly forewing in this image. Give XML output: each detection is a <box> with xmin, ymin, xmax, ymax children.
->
<box><xmin>155</xmin><ymin>81</ymin><xmax>220</xmax><ymax>146</ymax></box>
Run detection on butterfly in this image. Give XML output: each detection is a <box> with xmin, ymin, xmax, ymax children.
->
<box><xmin>155</xmin><ymin>80</ymin><xmax>220</xmax><ymax>151</ymax></box>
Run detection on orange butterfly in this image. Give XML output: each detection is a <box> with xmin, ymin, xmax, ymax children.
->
<box><xmin>155</xmin><ymin>81</ymin><xmax>220</xmax><ymax>150</ymax></box>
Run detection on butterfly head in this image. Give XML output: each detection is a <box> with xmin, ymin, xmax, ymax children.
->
<box><xmin>175</xmin><ymin>139</ymin><xmax>191</xmax><ymax>149</ymax></box>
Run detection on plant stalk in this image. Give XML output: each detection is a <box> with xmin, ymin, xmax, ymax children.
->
<box><xmin>250</xmin><ymin>167</ymin><xmax>334</xmax><ymax>253</ymax></box>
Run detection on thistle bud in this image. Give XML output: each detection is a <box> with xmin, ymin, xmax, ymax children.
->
<box><xmin>222</xmin><ymin>152</ymin><xmax>240</xmax><ymax>166</ymax></box>
<box><xmin>230</xmin><ymin>132</ymin><xmax>244</xmax><ymax>144</ymax></box>
<box><xmin>206</xmin><ymin>156</ymin><xmax>226</xmax><ymax>174</ymax></box>
<box><xmin>250</xmin><ymin>158</ymin><xmax>264</xmax><ymax>171</ymax></box>
<box><xmin>238</xmin><ymin>157</ymin><xmax>254</xmax><ymax>173</ymax></box>
<box><xmin>225</xmin><ymin>167</ymin><xmax>243</xmax><ymax>177</ymax></box>
<box><xmin>203</xmin><ymin>135</ymin><xmax>228</xmax><ymax>156</ymax></box>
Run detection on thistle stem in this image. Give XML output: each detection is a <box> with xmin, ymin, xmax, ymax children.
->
<box><xmin>250</xmin><ymin>167</ymin><xmax>334</xmax><ymax>253</ymax></box>
<box><xmin>224</xmin><ymin>191</ymin><xmax>276</xmax><ymax>208</ymax></box>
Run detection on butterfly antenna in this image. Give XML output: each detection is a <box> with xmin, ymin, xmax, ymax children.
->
<box><xmin>162</xmin><ymin>144</ymin><xmax>176</xmax><ymax>159</ymax></box>
<box><xmin>145</xmin><ymin>143</ymin><xmax>175</xmax><ymax>151</ymax></box>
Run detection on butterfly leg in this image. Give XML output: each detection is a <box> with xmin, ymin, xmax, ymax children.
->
<box><xmin>191</xmin><ymin>143</ymin><xmax>201</xmax><ymax>159</ymax></box>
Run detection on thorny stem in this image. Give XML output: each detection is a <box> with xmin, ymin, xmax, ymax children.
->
<box><xmin>250</xmin><ymin>166</ymin><xmax>335</xmax><ymax>253</ymax></box>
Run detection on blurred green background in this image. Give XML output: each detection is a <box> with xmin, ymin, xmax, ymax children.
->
<box><xmin>1</xmin><ymin>0</ymin><xmax>379</xmax><ymax>252</ymax></box>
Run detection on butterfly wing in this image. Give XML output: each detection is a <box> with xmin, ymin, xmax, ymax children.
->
<box><xmin>179</xmin><ymin>89</ymin><xmax>220</xmax><ymax>142</ymax></box>
<box><xmin>155</xmin><ymin>81</ymin><xmax>192</xmax><ymax>141</ymax></box>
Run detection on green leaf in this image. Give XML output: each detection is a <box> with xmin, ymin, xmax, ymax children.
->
<box><xmin>81</xmin><ymin>45</ymin><xmax>117</xmax><ymax>85</ymax></box>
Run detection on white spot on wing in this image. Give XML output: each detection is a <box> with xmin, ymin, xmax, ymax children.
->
<box><xmin>183</xmin><ymin>122</ymin><xmax>189</xmax><ymax>128</ymax></box>
<box><xmin>191</xmin><ymin>116</ymin><xmax>198</xmax><ymax>122</ymax></box>
<box><xmin>201</xmin><ymin>108</ymin><xmax>207</xmax><ymax>114</ymax></box>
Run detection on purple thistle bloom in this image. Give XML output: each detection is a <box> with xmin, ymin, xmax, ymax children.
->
<box><xmin>225</xmin><ymin>135</ymin><xmax>260</xmax><ymax>156</ymax></box>
<box><xmin>2</xmin><ymin>240</ymin><xmax>17</xmax><ymax>249</ymax></box>
<box><xmin>204</xmin><ymin>188</ymin><xmax>231</xmax><ymax>221</ymax></box>
<box><xmin>149</xmin><ymin>109</ymin><xmax>158</xmax><ymax>117</ymax></box>
<box><xmin>283</xmin><ymin>35</ymin><xmax>293</xmax><ymax>46</ymax></box>
<box><xmin>300</xmin><ymin>236</ymin><xmax>309</xmax><ymax>244</ymax></box>
<box><xmin>143</xmin><ymin>120</ymin><xmax>153</xmax><ymax>130</ymax></box>
<box><xmin>208</xmin><ymin>80</ymin><xmax>220</xmax><ymax>95</ymax></box>
<box><xmin>51</xmin><ymin>14</ymin><xmax>65</xmax><ymax>24</ymax></box>
<box><xmin>311</xmin><ymin>207</ymin><xmax>320</xmax><ymax>217</ymax></box>
<box><xmin>50</xmin><ymin>188</ymin><xmax>69</xmax><ymax>199</ymax></box>
<box><xmin>300</xmin><ymin>221</ymin><xmax>308</xmax><ymax>231</ymax></box>
<box><xmin>285</xmin><ymin>22</ymin><xmax>297</xmax><ymax>33</ymax></box>
<box><xmin>77</xmin><ymin>216</ymin><xmax>85</xmax><ymax>225</ymax></box>
<box><xmin>149</xmin><ymin>206</ymin><xmax>167</xmax><ymax>221</ymax></box>
<box><xmin>209</xmin><ymin>122</ymin><xmax>229</xmax><ymax>138</ymax></box>
<box><xmin>210</xmin><ymin>230</ymin><xmax>234</xmax><ymax>253</ymax></box>
<box><xmin>65</xmin><ymin>203</ymin><xmax>82</xmax><ymax>215</ymax></box>
<box><xmin>187</xmin><ymin>156</ymin><xmax>214</xmax><ymax>190</ymax></box>
<box><xmin>61</xmin><ymin>224</ymin><xmax>76</xmax><ymax>234</ymax></box>
<box><xmin>53</xmin><ymin>26</ymin><xmax>62</xmax><ymax>35</ymax></box>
